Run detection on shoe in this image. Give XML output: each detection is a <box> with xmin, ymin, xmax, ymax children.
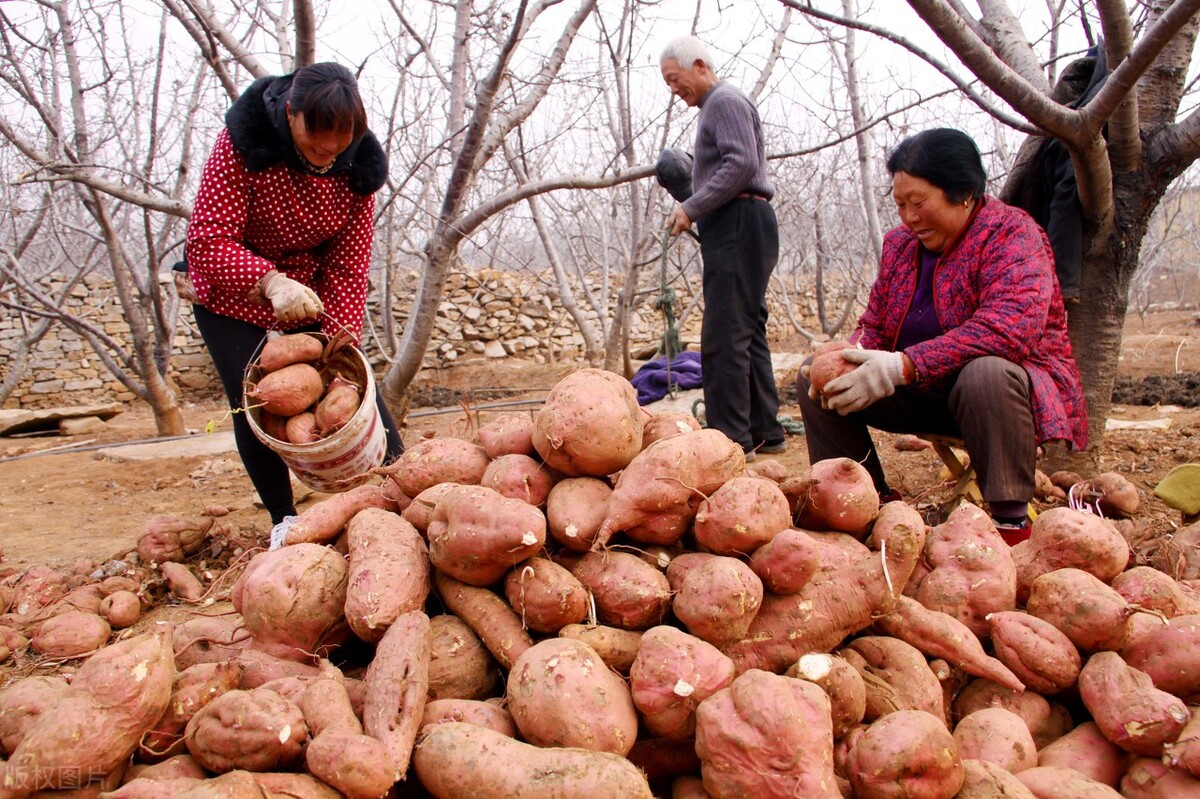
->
<box><xmin>269</xmin><ymin>515</ymin><xmax>299</xmax><ymax>550</ymax></box>
<box><xmin>744</xmin><ymin>451</ymin><xmax>757</xmax><ymax>463</ymax></box>
<box><xmin>993</xmin><ymin>518</ymin><xmax>1032</xmax><ymax>547</ymax></box>
<box><xmin>757</xmin><ymin>440</ymin><xmax>788</xmax><ymax>455</ymax></box>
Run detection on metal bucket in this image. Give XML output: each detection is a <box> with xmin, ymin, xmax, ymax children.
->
<box><xmin>245</xmin><ymin>335</ymin><xmax>386</xmax><ymax>493</ymax></box>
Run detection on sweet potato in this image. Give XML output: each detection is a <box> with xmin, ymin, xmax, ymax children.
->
<box><xmin>475</xmin><ymin>413</ymin><xmax>536</xmax><ymax>458</ymax></box>
<box><xmin>136</xmin><ymin>516</ymin><xmax>213</xmax><ymax>564</ymax></box>
<box><xmin>101</xmin><ymin>777</ymin><xmax>203</xmax><ymax>799</ymax></box>
<box><xmin>545</xmin><ymin>477</ymin><xmax>612</xmax><ymax>552</ymax></box>
<box><xmin>1025</xmin><ymin>568</ymin><xmax>1134</xmax><ymax>652</ymax></box>
<box><xmin>1017</xmin><ymin>766</ymin><xmax>1123</xmax><ymax>799</ymax></box>
<box><xmin>1081</xmin><ymin>471</ymin><xmax>1141</xmax><ymax>517</ymax></box>
<box><xmin>1164</xmin><ymin>711</ymin><xmax>1200</xmax><ymax>778</ymax></box>
<box><xmin>427</xmin><ymin>484</ymin><xmax>546</xmax><ymax>586</ymax></box>
<box><xmin>1152</xmin><ymin>520</ymin><xmax>1200</xmax><ymax>581</ymax></box>
<box><xmin>171</xmin><ymin>616</ymin><xmax>251</xmax><ymax>671</ymax></box>
<box><xmin>595</xmin><ymin>428</ymin><xmax>745</xmax><ymax>548</ymax></box>
<box><xmin>692</xmin><ymin>476</ymin><xmax>791</xmax><ymax>555</ymax></box>
<box><xmin>503</xmin><ymin>557</ymin><xmax>587</xmax><ymax>634</ymax></box>
<box><xmin>724</xmin><ymin>499</ymin><xmax>925</xmax><ymax>673</ymax></box>
<box><xmin>793</xmin><ymin>457</ymin><xmax>880</xmax><ymax>537</ymax></box>
<box><xmin>1113</xmin><ymin>566</ymin><xmax>1200</xmax><ymax>618</ymax></box>
<box><xmin>786</xmin><ymin>653</ymin><xmax>867</xmax><ymax>739</ymax></box>
<box><xmin>507</xmin><ymin>637</ymin><xmax>638</xmax><ymax>754</ymax></box>
<box><xmin>986</xmin><ymin>610</ymin><xmax>1081</xmax><ymax>694</ymax></box>
<box><xmin>183</xmin><ymin>687</ymin><xmax>307</xmax><ymax>773</ymax></box>
<box><xmin>231</xmin><ymin>648</ymin><xmax>322</xmax><ymax>689</ymax></box>
<box><xmin>401</xmin><ymin>482</ymin><xmax>457</xmax><ymax>535</ymax></box>
<box><xmin>98</xmin><ymin>591</ymin><xmax>141</xmax><ymax>629</ymax></box>
<box><xmin>953</xmin><ymin>707</ymin><xmax>1037</xmax><ymax>773</ymax></box>
<box><xmin>904</xmin><ymin>502</ymin><xmax>1015</xmax><ymax>639</ymax></box>
<box><xmin>875</xmin><ymin>596</ymin><xmax>1025</xmax><ymax>691</ymax></box>
<box><xmin>480</xmin><ymin>453</ymin><xmax>554</xmax><ymax>506</ymax></box>
<box><xmin>1078</xmin><ymin>650</ymin><xmax>1189</xmax><ymax>756</ymax></box>
<box><xmin>845</xmin><ymin>709</ymin><xmax>964</xmax><ymax>799</ymax></box>
<box><xmin>159</xmin><ymin>562</ymin><xmax>204</xmax><ymax>602</ymax></box>
<box><xmin>434</xmin><ymin>572</ymin><xmax>531</xmax><ymax>671</ymax></box>
<box><xmin>285</xmin><ymin>412</ymin><xmax>320</xmax><ymax>444</ymax></box>
<box><xmin>1</xmin><ymin>628</ymin><xmax>174</xmax><ymax>797</ymax></box>
<box><xmin>305</xmin><ymin>730</ymin><xmax>393</xmax><ymax>799</ymax></box>
<box><xmin>257</xmin><ymin>332</ymin><xmax>324</xmax><ymax>372</ymax></box>
<box><xmin>957</xmin><ymin>759</ymin><xmax>1036</xmax><ymax>799</ymax></box>
<box><xmin>557</xmin><ymin>623</ymin><xmax>643</xmax><ymax>675</ymax></box>
<box><xmin>247</xmin><ymin>362</ymin><xmax>324</xmax><ymax>417</ymax></box>
<box><xmin>695</xmin><ymin>669</ymin><xmax>841</xmax><ymax>798</ymax></box>
<box><xmin>314</xmin><ymin>374</ymin><xmax>361</xmax><ymax>435</ymax></box>
<box><xmin>748</xmin><ymin>528</ymin><xmax>821</xmax><ymax>594</ymax></box>
<box><xmin>232</xmin><ymin>543</ymin><xmax>350</xmax><ymax>660</ymax></box>
<box><xmin>344</xmin><ymin>508</ymin><xmax>429</xmax><ymax>642</ymax></box>
<box><xmin>0</xmin><ymin>675</ymin><xmax>71</xmax><ymax>755</ymax></box>
<box><xmin>641</xmin><ymin>411</ymin><xmax>702</xmax><ymax>448</ymax></box>
<box><xmin>629</xmin><ymin>626</ymin><xmax>736</xmax><ymax>740</ymax></box>
<box><xmin>362</xmin><ymin>610</ymin><xmax>431</xmax><ymax>780</ymax></box>
<box><xmin>298</xmin><ymin>663</ymin><xmax>359</xmax><ymax>736</ymax></box>
<box><xmin>412</xmin><ymin>722</ymin><xmax>653</xmax><ymax>798</ymax></box>
<box><xmin>30</xmin><ymin>610</ymin><xmax>110</xmax><ymax>658</ymax></box>
<box><xmin>1120</xmin><ymin>757</ymin><xmax>1200</xmax><ymax>798</ymax></box>
<box><xmin>672</xmin><ymin>555</ymin><xmax>763</xmax><ymax>647</ymax></box>
<box><xmin>1037</xmin><ymin>721</ymin><xmax>1130</xmax><ymax>787</ymax></box>
<box><xmin>840</xmin><ymin>636</ymin><xmax>944</xmax><ymax>722</ymax></box>
<box><xmin>420</xmin><ymin>698</ymin><xmax>516</xmax><ymax>737</ymax></box>
<box><xmin>380</xmin><ymin>436</ymin><xmax>491</xmax><ymax>497</ymax></box>
<box><xmin>807</xmin><ymin>341</ymin><xmax>856</xmax><ymax>397</ymax></box>
<box><xmin>284</xmin><ymin>483</ymin><xmax>398</xmax><ymax>546</ymax></box>
<box><xmin>139</xmin><ymin>660</ymin><xmax>244</xmax><ymax>762</ymax></box>
<box><xmin>426</xmin><ymin>613</ymin><xmax>499</xmax><ymax>701</ymax></box>
<box><xmin>952</xmin><ymin>679</ymin><xmax>1070</xmax><ymax>749</ymax></box>
<box><xmin>569</xmin><ymin>550</ymin><xmax>672</xmax><ymax>631</ymax></box>
<box><xmin>1012</xmin><ymin>507</ymin><xmax>1130</xmax><ymax>603</ymax></box>
<box><xmin>670</xmin><ymin>775</ymin><xmax>713</xmax><ymax>799</ymax></box>
<box><xmin>250</xmin><ymin>772</ymin><xmax>341</xmax><ymax>799</ymax></box>
<box><xmin>532</xmin><ymin>368</ymin><xmax>643</xmax><ymax>477</ymax></box>
<box><xmin>1121</xmin><ymin>613</ymin><xmax>1200</xmax><ymax>698</ymax></box>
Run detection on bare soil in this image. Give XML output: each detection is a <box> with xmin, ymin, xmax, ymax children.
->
<box><xmin>0</xmin><ymin>312</ymin><xmax>1196</xmax><ymax>574</ymax></box>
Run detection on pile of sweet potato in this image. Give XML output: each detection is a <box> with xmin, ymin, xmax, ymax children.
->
<box><xmin>247</xmin><ymin>332</ymin><xmax>366</xmax><ymax>445</ymax></box>
<box><xmin>2</xmin><ymin>366</ymin><xmax>1200</xmax><ymax>799</ymax></box>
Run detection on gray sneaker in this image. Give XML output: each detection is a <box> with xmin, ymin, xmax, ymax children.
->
<box><xmin>269</xmin><ymin>515</ymin><xmax>299</xmax><ymax>550</ymax></box>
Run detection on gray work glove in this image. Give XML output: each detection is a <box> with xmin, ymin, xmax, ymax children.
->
<box><xmin>262</xmin><ymin>272</ymin><xmax>323</xmax><ymax>322</ymax></box>
<box><xmin>824</xmin><ymin>349</ymin><xmax>907</xmax><ymax>415</ymax></box>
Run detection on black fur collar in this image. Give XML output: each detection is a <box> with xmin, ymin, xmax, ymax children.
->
<box><xmin>224</xmin><ymin>74</ymin><xmax>388</xmax><ymax>196</ymax></box>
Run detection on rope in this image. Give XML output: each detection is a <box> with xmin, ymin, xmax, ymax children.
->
<box><xmin>655</xmin><ymin>229</ymin><xmax>684</xmax><ymax>399</ymax></box>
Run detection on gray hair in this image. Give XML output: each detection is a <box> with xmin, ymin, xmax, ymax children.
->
<box><xmin>660</xmin><ymin>36</ymin><xmax>716</xmax><ymax>72</ymax></box>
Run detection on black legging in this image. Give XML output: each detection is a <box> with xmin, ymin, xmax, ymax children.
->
<box><xmin>193</xmin><ymin>305</ymin><xmax>404</xmax><ymax>524</ymax></box>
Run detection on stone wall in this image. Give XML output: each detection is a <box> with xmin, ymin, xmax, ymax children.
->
<box><xmin>1</xmin><ymin>269</ymin><xmax>796</xmax><ymax>410</ymax></box>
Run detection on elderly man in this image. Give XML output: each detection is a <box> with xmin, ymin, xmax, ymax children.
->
<box><xmin>660</xmin><ymin>36</ymin><xmax>786</xmax><ymax>460</ymax></box>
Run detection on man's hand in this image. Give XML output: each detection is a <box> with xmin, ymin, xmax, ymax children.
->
<box><xmin>262</xmin><ymin>273</ymin><xmax>323</xmax><ymax>322</ymax></box>
<box><xmin>824</xmin><ymin>349</ymin><xmax>907</xmax><ymax>415</ymax></box>
<box><xmin>667</xmin><ymin>205</ymin><xmax>693</xmax><ymax>236</ymax></box>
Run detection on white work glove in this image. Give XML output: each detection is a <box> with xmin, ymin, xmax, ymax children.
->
<box><xmin>824</xmin><ymin>349</ymin><xmax>907</xmax><ymax>415</ymax></box>
<box><xmin>262</xmin><ymin>272</ymin><xmax>323</xmax><ymax>322</ymax></box>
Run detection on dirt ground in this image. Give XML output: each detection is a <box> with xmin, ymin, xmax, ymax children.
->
<box><xmin>0</xmin><ymin>311</ymin><xmax>1197</xmax><ymax>573</ymax></box>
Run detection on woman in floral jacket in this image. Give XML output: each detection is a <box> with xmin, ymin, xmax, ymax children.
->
<box><xmin>797</xmin><ymin>128</ymin><xmax>1087</xmax><ymax>544</ymax></box>
<box><xmin>184</xmin><ymin>62</ymin><xmax>403</xmax><ymax>539</ymax></box>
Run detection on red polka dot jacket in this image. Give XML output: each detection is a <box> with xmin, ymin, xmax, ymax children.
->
<box><xmin>853</xmin><ymin>197</ymin><xmax>1089</xmax><ymax>450</ymax></box>
<box><xmin>186</xmin><ymin>75</ymin><xmax>388</xmax><ymax>342</ymax></box>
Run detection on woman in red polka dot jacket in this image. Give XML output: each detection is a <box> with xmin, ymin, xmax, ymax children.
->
<box><xmin>182</xmin><ymin>62</ymin><xmax>404</xmax><ymax>541</ymax></box>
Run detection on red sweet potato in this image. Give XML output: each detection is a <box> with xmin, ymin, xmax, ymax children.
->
<box><xmin>285</xmin><ymin>412</ymin><xmax>320</xmax><ymax>444</ymax></box>
<box><xmin>957</xmin><ymin>759</ymin><xmax>1037</xmax><ymax>799</ymax></box>
<box><xmin>258</xmin><ymin>332</ymin><xmax>324</xmax><ymax>372</ymax></box>
<box><xmin>749</xmin><ymin>528</ymin><xmax>822</xmax><ymax>594</ymax></box>
<box><xmin>507</xmin><ymin>637</ymin><xmax>638</xmax><ymax>755</ymax></box>
<box><xmin>1013</xmin><ymin>507</ymin><xmax>1130</xmax><ymax>604</ymax></box>
<box><xmin>362</xmin><ymin>610</ymin><xmax>431</xmax><ymax>780</ymax></box>
<box><xmin>806</xmin><ymin>341</ymin><xmax>856</xmax><ymax>395</ymax></box>
<box><xmin>953</xmin><ymin>707</ymin><xmax>1037</xmax><ymax>773</ymax></box>
<box><xmin>545</xmin><ymin>477</ymin><xmax>611</xmax><ymax>552</ymax></box>
<box><xmin>1025</xmin><ymin>568</ymin><xmax>1135</xmax><ymax>652</ymax></box>
<box><xmin>427</xmin><ymin>484</ymin><xmax>546</xmax><ymax>586</ymax></box>
<box><xmin>136</xmin><ymin>516</ymin><xmax>213</xmax><ymax>564</ymax></box>
<box><xmin>672</xmin><ymin>555</ymin><xmax>763</xmax><ymax>648</ymax></box>
<box><xmin>480</xmin><ymin>453</ymin><xmax>555</xmax><ymax>506</ymax></box>
<box><xmin>159</xmin><ymin>562</ymin><xmax>204</xmax><ymax>602</ymax></box>
<box><xmin>595</xmin><ymin>428</ymin><xmax>745</xmax><ymax>548</ymax></box>
<box><xmin>532</xmin><ymin>368</ymin><xmax>643</xmax><ymax>477</ymax></box>
<box><xmin>284</xmin><ymin>483</ymin><xmax>398</xmax><ymax>546</ymax></box>
<box><xmin>0</xmin><ymin>675</ymin><xmax>71</xmax><ymax>755</ymax></box>
<box><xmin>1079</xmin><ymin>651</ymin><xmax>1189</xmax><ymax>756</ymax></box>
<box><xmin>986</xmin><ymin>610</ymin><xmax>1081</xmax><ymax>694</ymax></box>
<box><xmin>557</xmin><ymin>624</ymin><xmax>643</xmax><ymax>676</ymax></box>
<box><xmin>139</xmin><ymin>661</ymin><xmax>244</xmax><ymax>762</ymax></box>
<box><xmin>434</xmin><ymin>572</ymin><xmax>531</xmax><ymax>671</ymax></box>
<box><xmin>305</xmin><ymin>730</ymin><xmax>393</xmax><ymax>799</ymax></box>
<box><xmin>629</xmin><ymin>626</ymin><xmax>736</xmax><ymax>740</ymax></box>
<box><xmin>1017</xmin><ymin>766</ymin><xmax>1124</xmax><ymax>798</ymax></box>
<box><xmin>1113</xmin><ymin>566</ymin><xmax>1200</xmax><ymax>617</ymax></box>
<box><xmin>420</xmin><ymin>698</ymin><xmax>516</xmax><ymax>737</ymax></box>
<box><xmin>1038</xmin><ymin>721</ymin><xmax>1131</xmax><ymax>787</ymax></box>
<box><xmin>183</xmin><ymin>687</ymin><xmax>308</xmax><ymax>773</ymax></box>
<box><xmin>1121</xmin><ymin>614</ymin><xmax>1200</xmax><ymax>698</ymax></box>
<box><xmin>1120</xmin><ymin>757</ymin><xmax>1200</xmax><ymax>798</ymax></box>
<box><xmin>98</xmin><ymin>591</ymin><xmax>141</xmax><ymax>629</ymax></box>
<box><xmin>171</xmin><ymin>616</ymin><xmax>251</xmax><ymax>671</ymax></box>
<box><xmin>570</xmin><ymin>550</ymin><xmax>672</xmax><ymax>631</ymax></box>
<box><xmin>475</xmin><ymin>413</ymin><xmax>536</xmax><ymax>458</ymax></box>
<box><xmin>314</xmin><ymin>375</ymin><xmax>361</xmax><ymax>436</ymax></box>
<box><xmin>247</xmin><ymin>362</ymin><xmax>324</xmax><ymax>417</ymax></box>
<box><xmin>412</xmin><ymin>722</ymin><xmax>653</xmax><ymax>798</ymax></box>
<box><xmin>427</xmin><ymin>613</ymin><xmax>499</xmax><ymax>701</ymax></box>
<box><xmin>786</xmin><ymin>653</ymin><xmax>867</xmax><ymax>740</ymax></box>
<box><xmin>695</xmin><ymin>669</ymin><xmax>841</xmax><ymax>799</ymax></box>
<box><xmin>30</xmin><ymin>611</ymin><xmax>110</xmax><ymax>658</ymax></box>
<box><xmin>1081</xmin><ymin>471</ymin><xmax>1141</xmax><ymax>517</ymax></box>
<box><xmin>845</xmin><ymin>710</ymin><xmax>964</xmax><ymax>799</ymax></box>
<box><xmin>503</xmin><ymin>557</ymin><xmax>587</xmax><ymax>634</ymax></box>
<box><xmin>692</xmin><ymin>476</ymin><xmax>791</xmax><ymax>555</ymax></box>
<box><xmin>952</xmin><ymin>679</ymin><xmax>1071</xmax><ymax>749</ymax></box>
<box><xmin>1163</xmin><ymin>711</ymin><xmax>1200</xmax><ymax>778</ymax></box>
<box><xmin>840</xmin><ymin>636</ymin><xmax>945</xmax><ymax>722</ymax></box>
<box><xmin>344</xmin><ymin>508</ymin><xmax>430</xmax><ymax>642</ymax></box>
<box><xmin>401</xmin><ymin>482</ymin><xmax>457</xmax><ymax>535</ymax></box>
<box><xmin>793</xmin><ymin>457</ymin><xmax>880</xmax><ymax>537</ymax></box>
<box><xmin>641</xmin><ymin>411</ymin><xmax>702</xmax><ymax>448</ymax></box>
<box><xmin>380</xmin><ymin>436</ymin><xmax>491</xmax><ymax>498</ymax></box>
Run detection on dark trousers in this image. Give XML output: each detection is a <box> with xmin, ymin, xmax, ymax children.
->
<box><xmin>193</xmin><ymin>305</ymin><xmax>404</xmax><ymax>524</ymax></box>
<box><xmin>797</xmin><ymin>356</ymin><xmax>1036</xmax><ymax>505</ymax></box>
<box><xmin>696</xmin><ymin>198</ymin><xmax>785</xmax><ymax>452</ymax></box>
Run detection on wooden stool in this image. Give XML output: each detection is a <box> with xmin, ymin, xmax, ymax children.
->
<box><xmin>919</xmin><ymin>434</ymin><xmax>977</xmax><ymax>513</ymax></box>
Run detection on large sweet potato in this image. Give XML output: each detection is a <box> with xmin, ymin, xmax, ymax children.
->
<box><xmin>426</xmin><ymin>484</ymin><xmax>546</xmax><ymax>586</ymax></box>
<box><xmin>749</xmin><ymin>528</ymin><xmax>821</xmax><ymax>594</ymax></box>
<box><xmin>30</xmin><ymin>610</ymin><xmax>110</xmax><ymax>658</ymax></box>
<box><xmin>344</xmin><ymin>508</ymin><xmax>429</xmax><ymax>642</ymax></box>
<box><xmin>475</xmin><ymin>413</ymin><xmax>536</xmax><ymax>459</ymax></box>
<box><xmin>503</xmin><ymin>557</ymin><xmax>588</xmax><ymax>634</ymax></box>
<box><xmin>426</xmin><ymin>613</ymin><xmax>499</xmax><ymax>701</ymax></box>
<box><xmin>692</xmin><ymin>476</ymin><xmax>791</xmax><ymax>556</ymax></box>
<box><xmin>845</xmin><ymin>709</ymin><xmax>964</xmax><ymax>799</ymax></box>
<box><xmin>786</xmin><ymin>653</ymin><xmax>867</xmax><ymax>740</ymax></box>
<box><xmin>1017</xmin><ymin>766</ymin><xmax>1124</xmax><ymax>799</ymax></box>
<box><xmin>257</xmin><ymin>332</ymin><xmax>323</xmax><ymax>372</ymax></box>
<box><xmin>0</xmin><ymin>676</ymin><xmax>71</xmax><ymax>755</ymax></box>
<box><xmin>569</xmin><ymin>550</ymin><xmax>672</xmax><ymax>631</ymax></box>
<box><xmin>183</xmin><ymin>687</ymin><xmax>307</xmax><ymax>773</ymax></box>
<box><xmin>840</xmin><ymin>636</ymin><xmax>944</xmax><ymax>722</ymax></box>
<box><xmin>1078</xmin><ymin>650</ymin><xmax>1189</xmax><ymax>756</ymax></box>
<box><xmin>694</xmin><ymin>669</ymin><xmax>841</xmax><ymax>799</ymax></box>
<box><xmin>793</xmin><ymin>458</ymin><xmax>879</xmax><ymax>537</ymax></box>
<box><xmin>545</xmin><ymin>477</ymin><xmax>612</xmax><ymax>552</ymax></box>
<box><xmin>1025</xmin><ymin>568</ymin><xmax>1134</xmax><ymax>652</ymax></box>
<box><xmin>380</xmin><ymin>436</ymin><xmax>491</xmax><ymax>498</ymax></box>
<box><xmin>1121</xmin><ymin>613</ymin><xmax>1200</xmax><ymax>698</ymax></box>
<box><xmin>1037</xmin><ymin>721</ymin><xmax>1130</xmax><ymax>787</ymax></box>
<box><xmin>595</xmin><ymin>428</ymin><xmax>745</xmax><ymax>548</ymax></box>
<box><xmin>672</xmin><ymin>555</ymin><xmax>763</xmax><ymax>648</ymax></box>
<box><xmin>987</xmin><ymin>610</ymin><xmax>1081</xmax><ymax>694</ymax></box>
<box><xmin>434</xmin><ymin>572</ymin><xmax>531</xmax><ymax>671</ymax></box>
<box><xmin>629</xmin><ymin>626</ymin><xmax>736</xmax><ymax>740</ymax></box>
<box><xmin>1120</xmin><ymin>757</ymin><xmax>1200</xmax><ymax>799</ymax></box>
<box><xmin>480</xmin><ymin>454</ymin><xmax>555</xmax><ymax>506</ymax></box>
<box><xmin>640</xmin><ymin>411</ymin><xmax>702</xmax><ymax>448</ymax></box>
<box><xmin>284</xmin><ymin>483</ymin><xmax>398</xmax><ymax>546</ymax></box>
<box><xmin>412</xmin><ymin>722</ymin><xmax>653</xmax><ymax>799</ymax></box>
<box><xmin>1012</xmin><ymin>507</ymin><xmax>1130</xmax><ymax>603</ymax></box>
<box><xmin>139</xmin><ymin>661</ymin><xmax>244</xmax><ymax>762</ymax></box>
<box><xmin>247</xmin><ymin>362</ymin><xmax>324</xmax><ymax>417</ymax></box>
<box><xmin>362</xmin><ymin>610</ymin><xmax>431</xmax><ymax>780</ymax></box>
<box><xmin>532</xmin><ymin>368</ymin><xmax>643</xmax><ymax>477</ymax></box>
<box><xmin>421</xmin><ymin>698</ymin><xmax>516</xmax><ymax>737</ymax></box>
<box><xmin>953</xmin><ymin>707</ymin><xmax>1037</xmax><ymax>773</ymax></box>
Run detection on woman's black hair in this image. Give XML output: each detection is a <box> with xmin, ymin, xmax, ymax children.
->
<box><xmin>886</xmin><ymin>128</ymin><xmax>986</xmax><ymax>203</ymax></box>
<box><xmin>288</xmin><ymin>62</ymin><xmax>367</xmax><ymax>139</ymax></box>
